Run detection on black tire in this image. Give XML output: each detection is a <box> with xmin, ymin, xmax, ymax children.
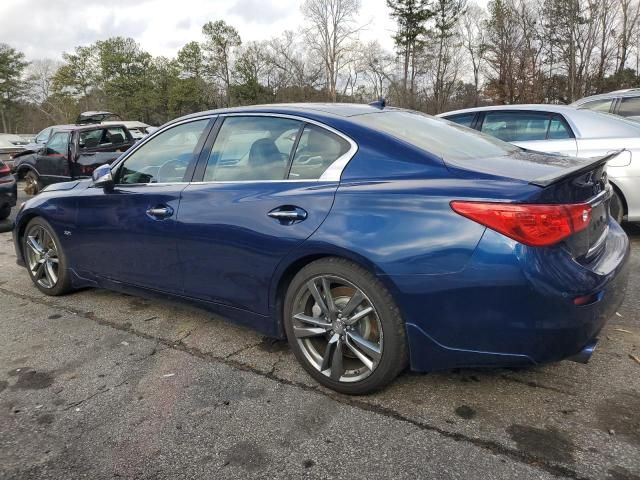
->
<box><xmin>0</xmin><ymin>205</ymin><xmax>10</xmax><ymax>220</ymax></box>
<box><xmin>610</xmin><ymin>190</ymin><xmax>625</xmax><ymax>224</ymax></box>
<box><xmin>22</xmin><ymin>217</ymin><xmax>72</xmax><ymax>296</ymax></box>
<box><xmin>283</xmin><ymin>257</ymin><xmax>408</xmax><ymax>395</ymax></box>
<box><xmin>24</xmin><ymin>171</ymin><xmax>42</xmax><ymax>195</ymax></box>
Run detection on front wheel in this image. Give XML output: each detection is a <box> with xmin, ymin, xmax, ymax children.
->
<box><xmin>24</xmin><ymin>171</ymin><xmax>42</xmax><ymax>196</ymax></box>
<box><xmin>22</xmin><ymin>217</ymin><xmax>72</xmax><ymax>296</ymax></box>
<box><xmin>284</xmin><ymin>258</ymin><xmax>408</xmax><ymax>394</ymax></box>
<box><xmin>0</xmin><ymin>205</ymin><xmax>10</xmax><ymax>220</ymax></box>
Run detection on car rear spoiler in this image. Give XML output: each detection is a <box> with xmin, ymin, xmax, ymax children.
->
<box><xmin>529</xmin><ymin>150</ymin><xmax>623</xmax><ymax>187</ymax></box>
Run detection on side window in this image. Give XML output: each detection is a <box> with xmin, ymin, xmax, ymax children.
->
<box><xmin>444</xmin><ymin>113</ymin><xmax>475</xmax><ymax>128</ymax></box>
<box><xmin>36</xmin><ymin>128</ymin><xmax>51</xmax><ymax>144</ymax></box>
<box><xmin>548</xmin><ymin>116</ymin><xmax>573</xmax><ymax>140</ymax></box>
<box><xmin>288</xmin><ymin>125</ymin><xmax>351</xmax><ymax>180</ymax></box>
<box><xmin>481</xmin><ymin>112</ymin><xmax>550</xmax><ymax>142</ymax></box>
<box><xmin>617</xmin><ymin>97</ymin><xmax>640</xmax><ymax>117</ymax></box>
<box><xmin>204</xmin><ymin>116</ymin><xmax>301</xmax><ymax>181</ymax></box>
<box><xmin>578</xmin><ymin>99</ymin><xmax>613</xmax><ymax>113</ymax></box>
<box><xmin>79</xmin><ymin>129</ymin><xmax>103</xmax><ymax>149</ymax></box>
<box><xmin>99</xmin><ymin>127</ymin><xmax>128</xmax><ymax>146</ymax></box>
<box><xmin>46</xmin><ymin>132</ymin><xmax>70</xmax><ymax>156</ymax></box>
<box><xmin>117</xmin><ymin>119</ymin><xmax>210</xmax><ymax>185</ymax></box>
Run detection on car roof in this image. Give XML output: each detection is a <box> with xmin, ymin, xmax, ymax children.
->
<box><xmin>51</xmin><ymin>123</ymin><xmax>128</xmax><ymax>133</ymax></box>
<box><xmin>438</xmin><ymin>104</ymin><xmax>640</xmax><ymax>139</ymax></box>
<box><xmin>571</xmin><ymin>89</ymin><xmax>640</xmax><ymax>105</ymax></box>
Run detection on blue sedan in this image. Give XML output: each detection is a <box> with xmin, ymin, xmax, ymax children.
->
<box><xmin>11</xmin><ymin>104</ymin><xmax>630</xmax><ymax>394</ymax></box>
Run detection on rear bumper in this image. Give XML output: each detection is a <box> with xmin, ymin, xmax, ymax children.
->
<box><xmin>389</xmin><ymin>219</ymin><xmax>630</xmax><ymax>372</ymax></box>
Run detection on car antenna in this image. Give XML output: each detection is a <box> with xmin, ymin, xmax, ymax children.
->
<box><xmin>369</xmin><ymin>97</ymin><xmax>386</xmax><ymax>109</ymax></box>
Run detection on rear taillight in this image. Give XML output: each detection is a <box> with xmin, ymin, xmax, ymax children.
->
<box><xmin>450</xmin><ymin>201</ymin><xmax>592</xmax><ymax>247</ymax></box>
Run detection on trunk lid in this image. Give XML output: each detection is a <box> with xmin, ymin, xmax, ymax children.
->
<box><xmin>445</xmin><ymin>150</ymin><xmax>616</xmax><ymax>261</ymax></box>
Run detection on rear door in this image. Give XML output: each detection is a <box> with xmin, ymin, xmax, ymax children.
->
<box><xmin>480</xmin><ymin>111</ymin><xmax>578</xmax><ymax>156</ymax></box>
<box><xmin>177</xmin><ymin>115</ymin><xmax>355</xmax><ymax>315</ymax></box>
<box><xmin>72</xmin><ymin>117</ymin><xmax>215</xmax><ymax>293</ymax></box>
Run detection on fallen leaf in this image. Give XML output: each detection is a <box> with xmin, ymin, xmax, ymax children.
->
<box><xmin>615</xmin><ymin>312</ymin><xmax>622</xmax><ymax>317</ymax></box>
<box><xmin>162</xmin><ymin>373</ymin><xmax>175</xmax><ymax>378</ymax></box>
<box><xmin>614</xmin><ymin>328</ymin><xmax>633</xmax><ymax>334</ymax></box>
<box><xmin>630</xmin><ymin>354</ymin><xmax>640</xmax><ymax>365</ymax></box>
<box><xmin>120</xmin><ymin>341</ymin><xmax>129</xmax><ymax>346</ymax></box>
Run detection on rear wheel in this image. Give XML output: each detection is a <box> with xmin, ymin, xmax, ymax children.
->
<box><xmin>284</xmin><ymin>258</ymin><xmax>408</xmax><ymax>394</ymax></box>
<box><xmin>610</xmin><ymin>190</ymin><xmax>624</xmax><ymax>224</ymax></box>
<box><xmin>24</xmin><ymin>171</ymin><xmax>42</xmax><ymax>196</ymax></box>
<box><xmin>22</xmin><ymin>217</ymin><xmax>72</xmax><ymax>296</ymax></box>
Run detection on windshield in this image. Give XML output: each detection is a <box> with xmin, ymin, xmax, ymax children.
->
<box><xmin>355</xmin><ymin>110</ymin><xmax>520</xmax><ymax>161</ymax></box>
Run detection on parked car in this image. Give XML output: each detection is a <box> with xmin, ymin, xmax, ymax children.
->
<box><xmin>14</xmin><ymin>123</ymin><xmax>135</xmax><ymax>195</ymax></box>
<box><xmin>571</xmin><ymin>89</ymin><xmax>640</xmax><ymax>118</ymax></box>
<box><xmin>0</xmin><ymin>160</ymin><xmax>17</xmax><ymax>220</ymax></box>
<box><xmin>438</xmin><ymin>104</ymin><xmax>640</xmax><ymax>223</ymax></box>
<box><xmin>0</xmin><ymin>137</ymin><xmax>27</xmax><ymax>172</ymax></box>
<box><xmin>10</xmin><ymin>104</ymin><xmax>629</xmax><ymax>394</ymax></box>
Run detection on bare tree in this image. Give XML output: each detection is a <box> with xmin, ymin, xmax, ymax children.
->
<box><xmin>616</xmin><ymin>0</ymin><xmax>640</xmax><ymax>74</ymax></box>
<box><xmin>302</xmin><ymin>0</ymin><xmax>363</xmax><ymax>101</ymax></box>
<box><xmin>460</xmin><ymin>3</ymin><xmax>487</xmax><ymax>106</ymax></box>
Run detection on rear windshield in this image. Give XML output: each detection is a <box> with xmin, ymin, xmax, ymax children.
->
<box><xmin>355</xmin><ymin>111</ymin><xmax>520</xmax><ymax>161</ymax></box>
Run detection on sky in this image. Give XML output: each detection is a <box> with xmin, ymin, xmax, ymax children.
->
<box><xmin>1</xmin><ymin>0</ymin><xmax>488</xmax><ymax>61</ymax></box>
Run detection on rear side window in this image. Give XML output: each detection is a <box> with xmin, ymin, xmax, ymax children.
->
<box><xmin>444</xmin><ymin>113</ymin><xmax>475</xmax><ymax>128</ymax></box>
<box><xmin>288</xmin><ymin>125</ymin><xmax>350</xmax><ymax>180</ymax></box>
<box><xmin>617</xmin><ymin>97</ymin><xmax>640</xmax><ymax>117</ymax></box>
<box><xmin>79</xmin><ymin>129</ymin><xmax>102</xmax><ymax>149</ymax></box>
<box><xmin>578</xmin><ymin>98</ymin><xmax>613</xmax><ymax>113</ymax></box>
<box><xmin>548</xmin><ymin>116</ymin><xmax>573</xmax><ymax>139</ymax></box>
<box><xmin>355</xmin><ymin>111</ymin><xmax>519</xmax><ymax>161</ymax></box>
<box><xmin>204</xmin><ymin>116</ymin><xmax>302</xmax><ymax>181</ymax></box>
<box><xmin>102</xmin><ymin>127</ymin><xmax>128</xmax><ymax>145</ymax></box>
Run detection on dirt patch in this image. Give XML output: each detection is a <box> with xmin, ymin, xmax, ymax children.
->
<box><xmin>507</xmin><ymin>424</ymin><xmax>575</xmax><ymax>464</ymax></box>
<box><xmin>10</xmin><ymin>369</ymin><xmax>55</xmax><ymax>390</ymax></box>
<box><xmin>596</xmin><ymin>391</ymin><xmax>640</xmax><ymax>446</ymax></box>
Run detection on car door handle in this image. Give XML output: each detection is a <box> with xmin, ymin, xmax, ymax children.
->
<box><xmin>146</xmin><ymin>205</ymin><xmax>174</xmax><ymax>219</ymax></box>
<box><xmin>268</xmin><ymin>207</ymin><xmax>308</xmax><ymax>223</ymax></box>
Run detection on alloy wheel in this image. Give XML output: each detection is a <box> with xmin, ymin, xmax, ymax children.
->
<box><xmin>25</xmin><ymin>225</ymin><xmax>59</xmax><ymax>289</ymax></box>
<box><xmin>292</xmin><ymin>275</ymin><xmax>383</xmax><ymax>383</ymax></box>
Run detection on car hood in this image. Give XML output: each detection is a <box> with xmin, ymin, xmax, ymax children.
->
<box><xmin>41</xmin><ymin>179</ymin><xmax>92</xmax><ymax>193</ymax></box>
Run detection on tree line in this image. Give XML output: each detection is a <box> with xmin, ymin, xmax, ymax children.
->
<box><xmin>1</xmin><ymin>0</ymin><xmax>640</xmax><ymax>133</ymax></box>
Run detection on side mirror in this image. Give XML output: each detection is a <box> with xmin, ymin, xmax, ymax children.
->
<box><xmin>92</xmin><ymin>164</ymin><xmax>114</xmax><ymax>190</ymax></box>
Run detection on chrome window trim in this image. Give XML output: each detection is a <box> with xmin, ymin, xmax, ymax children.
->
<box><xmin>200</xmin><ymin>112</ymin><xmax>358</xmax><ymax>184</ymax></box>
<box><xmin>110</xmin><ymin>112</ymin><xmax>358</xmax><ymax>186</ymax></box>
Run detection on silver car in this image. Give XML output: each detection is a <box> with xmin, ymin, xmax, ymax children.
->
<box><xmin>571</xmin><ymin>88</ymin><xmax>640</xmax><ymax>118</ymax></box>
<box><xmin>438</xmin><ymin>104</ymin><xmax>640</xmax><ymax>223</ymax></box>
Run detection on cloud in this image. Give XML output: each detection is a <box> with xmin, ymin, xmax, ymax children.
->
<box><xmin>226</xmin><ymin>0</ymin><xmax>295</xmax><ymax>24</ymax></box>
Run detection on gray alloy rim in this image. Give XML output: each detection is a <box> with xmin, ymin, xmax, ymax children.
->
<box><xmin>292</xmin><ymin>275</ymin><xmax>383</xmax><ymax>383</ymax></box>
<box><xmin>24</xmin><ymin>175</ymin><xmax>38</xmax><ymax>195</ymax></box>
<box><xmin>25</xmin><ymin>225</ymin><xmax>59</xmax><ymax>289</ymax></box>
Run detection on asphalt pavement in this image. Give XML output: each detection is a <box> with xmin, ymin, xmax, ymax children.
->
<box><xmin>1</xmin><ymin>185</ymin><xmax>639</xmax><ymax>480</ymax></box>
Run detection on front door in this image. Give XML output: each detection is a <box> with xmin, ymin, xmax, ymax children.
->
<box><xmin>177</xmin><ymin>116</ymin><xmax>354</xmax><ymax>315</ymax></box>
<box><xmin>37</xmin><ymin>131</ymin><xmax>72</xmax><ymax>183</ymax></box>
<box><xmin>71</xmin><ymin>117</ymin><xmax>214</xmax><ymax>293</ymax></box>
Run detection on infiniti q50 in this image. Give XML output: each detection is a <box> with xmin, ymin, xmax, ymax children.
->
<box><xmin>12</xmin><ymin>104</ymin><xmax>630</xmax><ymax>394</ymax></box>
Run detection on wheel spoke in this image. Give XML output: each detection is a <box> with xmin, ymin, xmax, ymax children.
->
<box><xmin>320</xmin><ymin>333</ymin><xmax>339</xmax><ymax>372</ymax></box>
<box><xmin>340</xmin><ymin>289</ymin><xmax>365</xmax><ymax>317</ymax></box>
<box><xmin>45</xmin><ymin>261</ymin><xmax>57</xmax><ymax>286</ymax></box>
<box><xmin>330</xmin><ymin>337</ymin><xmax>344</xmax><ymax>380</ymax></box>
<box><xmin>294</xmin><ymin>313</ymin><xmax>331</xmax><ymax>328</ymax></box>
<box><xmin>346</xmin><ymin>331</ymin><xmax>382</xmax><ymax>363</ymax></box>
<box><xmin>26</xmin><ymin>236</ymin><xmax>44</xmax><ymax>256</ymax></box>
<box><xmin>321</xmin><ymin>277</ymin><xmax>337</xmax><ymax>315</ymax></box>
<box><xmin>32</xmin><ymin>261</ymin><xmax>45</xmax><ymax>280</ymax></box>
<box><xmin>344</xmin><ymin>306</ymin><xmax>374</xmax><ymax>326</ymax></box>
<box><xmin>307</xmin><ymin>280</ymin><xmax>329</xmax><ymax>317</ymax></box>
<box><xmin>293</xmin><ymin>326</ymin><xmax>329</xmax><ymax>338</ymax></box>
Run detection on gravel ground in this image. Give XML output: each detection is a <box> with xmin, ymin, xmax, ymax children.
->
<box><xmin>1</xmin><ymin>186</ymin><xmax>638</xmax><ymax>480</ymax></box>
